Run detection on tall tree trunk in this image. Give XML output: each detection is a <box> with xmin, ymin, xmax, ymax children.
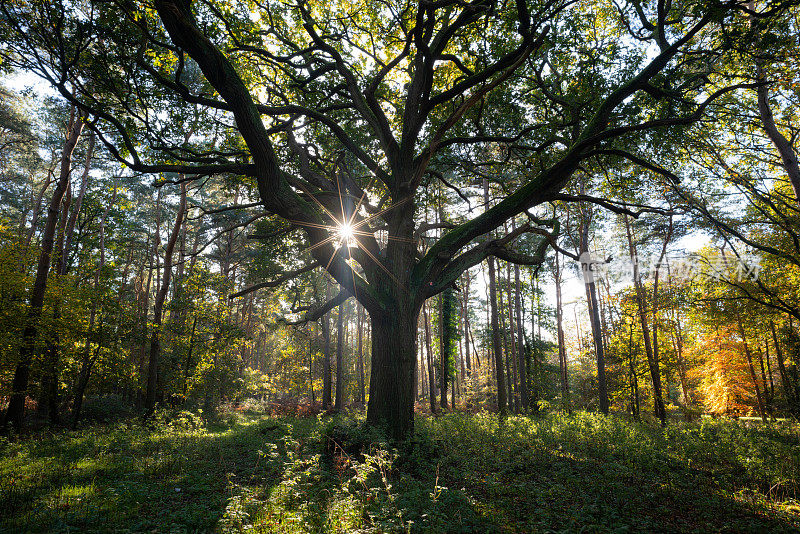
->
<box><xmin>423</xmin><ymin>302</ymin><xmax>436</xmax><ymax>414</ymax></box>
<box><xmin>306</xmin><ymin>332</ymin><xmax>313</xmax><ymax>403</ymax></box>
<box><xmin>624</xmin><ymin>215</ymin><xmax>665</xmax><ymax>424</ymax></box>
<box><xmin>38</xmin><ymin>178</ymin><xmax>72</xmax><ymax>423</ymax></box>
<box><xmin>457</xmin><ymin>310</ymin><xmax>465</xmax><ymax>402</ymax></box>
<box><xmin>439</xmin><ymin>295</ymin><xmax>449</xmax><ymax>410</ymax></box>
<box><xmin>62</xmin><ymin>131</ymin><xmax>95</xmax><ymax>269</ymax></box>
<box><xmin>440</xmin><ymin>289</ymin><xmax>457</xmax><ymax>410</ymax></box>
<box><xmin>514</xmin><ymin>263</ymin><xmax>528</xmax><ymax>411</ymax></box>
<box><xmin>529</xmin><ymin>271</ymin><xmax>540</xmax><ymax>411</ymax></box>
<box><xmin>498</xmin><ymin>261</ymin><xmax>513</xmax><ymax>411</ymax></box>
<box><xmin>770</xmin><ymin>321</ymin><xmax>794</xmax><ymax>407</ymax></box>
<box><xmin>3</xmin><ymin>111</ymin><xmax>84</xmax><ymax>432</ymax></box>
<box><xmin>357</xmin><ymin>303</ymin><xmax>365</xmax><ymax>404</ymax></box>
<box><xmin>144</xmin><ymin>183</ymin><xmax>187</xmax><ymax>414</ymax></box>
<box><xmin>505</xmin><ymin>262</ymin><xmax>520</xmax><ymax>413</ymax></box>
<box><xmin>418</xmin><ymin>328</ymin><xmax>426</xmax><ymax>401</ymax></box>
<box><xmin>484</xmin><ymin>178</ymin><xmax>507</xmax><ymax>416</ymax></box>
<box><xmin>142</xmin><ymin>189</ymin><xmax>163</xmax><ymax>405</ymax></box>
<box><xmin>417</xmin><ymin>327</ymin><xmax>424</xmax><ymax>401</ymax></box>
<box><xmin>598</xmin><ymin>279</ymin><xmax>610</xmax><ymax>350</ymax></box>
<box><xmin>463</xmin><ymin>272</ymin><xmax>472</xmax><ymax>374</ymax></box>
<box><xmin>585</xmin><ymin>280</ymin><xmax>609</xmax><ymax>414</ymax></box>
<box><xmin>415</xmin><ymin>319</ymin><xmax>420</xmax><ymax>402</ymax></box>
<box><xmin>42</xmin><ymin>130</ymin><xmax>97</xmax><ymax>424</ymax></box>
<box><xmin>71</xmin><ymin>341</ymin><xmax>100</xmax><ymax>429</ymax></box>
<box><xmin>650</xmin><ymin>214</ymin><xmax>674</xmax><ymax>423</ymax></box>
<box><xmin>574</xmin><ymin>306</ymin><xmax>584</xmax><ymax>354</ymax></box>
<box><xmin>763</xmin><ymin>337</ymin><xmax>776</xmax><ymax>404</ymax></box>
<box><xmin>136</xmin><ymin>239</ymin><xmax>154</xmax><ymax>409</ymax></box>
<box><xmin>321</xmin><ymin>314</ymin><xmax>332</xmax><ymax>410</ymax></box>
<box><xmin>554</xmin><ymin>252</ymin><xmax>570</xmax><ymax>412</ymax></box>
<box><xmin>321</xmin><ymin>281</ymin><xmax>333</xmax><ymax>410</ymax></box>
<box><xmin>672</xmin><ymin>304</ymin><xmax>690</xmax><ymax>405</ymax></box>
<box><xmin>365</xmin><ymin>302</ymin><xmax>419</xmax><ymax>439</ymax></box>
<box><xmin>334</xmin><ymin>300</ymin><xmax>345</xmax><ymax>411</ymax></box>
<box><xmin>737</xmin><ymin>315</ymin><xmax>767</xmax><ymax>423</ymax></box>
<box><xmin>579</xmin><ymin>211</ymin><xmax>609</xmax><ymax>415</ymax></box>
<box><xmin>756</xmin><ymin>343</ymin><xmax>771</xmax><ymax>413</ymax></box>
<box><xmin>628</xmin><ymin>319</ymin><xmax>640</xmax><ymax>418</ymax></box>
<box><xmin>23</xmin><ymin>175</ymin><xmax>53</xmax><ymax>250</ymax></box>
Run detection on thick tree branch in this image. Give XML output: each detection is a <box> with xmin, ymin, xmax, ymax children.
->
<box><xmin>230</xmin><ymin>262</ymin><xmax>320</xmax><ymax>299</ymax></box>
<box><xmin>411</xmin><ymin>9</ymin><xmax>727</xmax><ymax>293</ymax></box>
<box><xmin>282</xmin><ymin>289</ymin><xmax>350</xmax><ymax>325</ymax></box>
<box><xmin>154</xmin><ymin>0</ymin><xmax>384</xmax><ymax>314</ymax></box>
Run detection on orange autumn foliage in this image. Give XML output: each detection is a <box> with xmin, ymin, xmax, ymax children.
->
<box><xmin>689</xmin><ymin>326</ymin><xmax>759</xmax><ymax>416</ymax></box>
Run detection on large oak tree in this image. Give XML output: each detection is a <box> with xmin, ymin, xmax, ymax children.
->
<box><xmin>0</xmin><ymin>0</ymin><xmax>785</xmax><ymax>437</ymax></box>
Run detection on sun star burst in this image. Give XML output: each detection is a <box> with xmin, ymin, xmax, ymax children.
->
<box><xmin>337</xmin><ymin>223</ymin><xmax>355</xmax><ymax>246</ymax></box>
<box><xmin>290</xmin><ymin>177</ymin><xmax>415</xmax><ymax>294</ymax></box>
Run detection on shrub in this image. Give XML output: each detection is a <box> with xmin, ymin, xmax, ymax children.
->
<box><xmin>78</xmin><ymin>394</ymin><xmax>134</xmax><ymax>423</ymax></box>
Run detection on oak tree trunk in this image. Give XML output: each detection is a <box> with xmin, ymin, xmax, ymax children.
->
<box><xmin>366</xmin><ymin>304</ymin><xmax>419</xmax><ymax>439</ymax></box>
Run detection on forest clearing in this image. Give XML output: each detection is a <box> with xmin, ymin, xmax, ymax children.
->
<box><xmin>2</xmin><ymin>408</ymin><xmax>799</xmax><ymax>532</ymax></box>
<box><xmin>2</xmin><ymin>0</ymin><xmax>800</xmax><ymax>531</ymax></box>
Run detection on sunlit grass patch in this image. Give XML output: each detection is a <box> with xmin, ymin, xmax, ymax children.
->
<box><xmin>0</xmin><ymin>411</ymin><xmax>285</xmax><ymax>532</ymax></box>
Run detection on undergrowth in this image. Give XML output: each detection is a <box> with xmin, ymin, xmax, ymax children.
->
<box><xmin>216</xmin><ymin>412</ymin><xmax>800</xmax><ymax>533</ymax></box>
<box><xmin>1</xmin><ymin>409</ymin><xmax>798</xmax><ymax>533</ymax></box>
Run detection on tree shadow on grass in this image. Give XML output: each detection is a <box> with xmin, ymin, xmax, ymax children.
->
<box><xmin>441</xmin><ymin>448</ymin><xmax>800</xmax><ymax>533</ymax></box>
<box><xmin>417</xmin><ymin>415</ymin><xmax>800</xmax><ymax>533</ymax></box>
<box><xmin>3</xmin><ymin>413</ymin><xmax>798</xmax><ymax>533</ymax></box>
<box><xmin>0</xmin><ymin>415</ymin><xmax>294</xmax><ymax>533</ymax></box>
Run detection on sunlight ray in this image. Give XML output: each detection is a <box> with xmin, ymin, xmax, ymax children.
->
<box><xmin>306</xmin><ymin>233</ymin><xmax>340</xmax><ymax>252</ymax></box>
<box><xmin>357</xmin><ymin>240</ymin><xmax>406</xmax><ymax>292</ymax></box>
<box><xmin>350</xmin><ymin>195</ymin><xmax>411</xmax><ymax>232</ymax></box>
<box><xmin>346</xmin><ymin>242</ymin><xmax>359</xmax><ymax>302</ymax></box>
<box><xmin>288</xmin><ymin>220</ymin><xmax>339</xmax><ymax>231</ymax></box>
<box><xmin>347</xmin><ymin>177</ymin><xmax>377</xmax><ymax>227</ymax></box>
<box><xmin>335</xmin><ymin>170</ymin><xmax>347</xmax><ymax>232</ymax></box>
<box><xmin>293</xmin><ymin>181</ymin><xmax>342</xmax><ymax>225</ymax></box>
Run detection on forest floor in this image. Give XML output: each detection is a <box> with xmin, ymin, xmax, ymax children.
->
<box><xmin>1</xmin><ymin>407</ymin><xmax>799</xmax><ymax>533</ymax></box>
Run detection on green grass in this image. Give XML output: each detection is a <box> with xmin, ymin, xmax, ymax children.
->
<box><xmin>1</xmin><ymin>410</ymin><xmax>799</xmax><ymax>533</ymax></box>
